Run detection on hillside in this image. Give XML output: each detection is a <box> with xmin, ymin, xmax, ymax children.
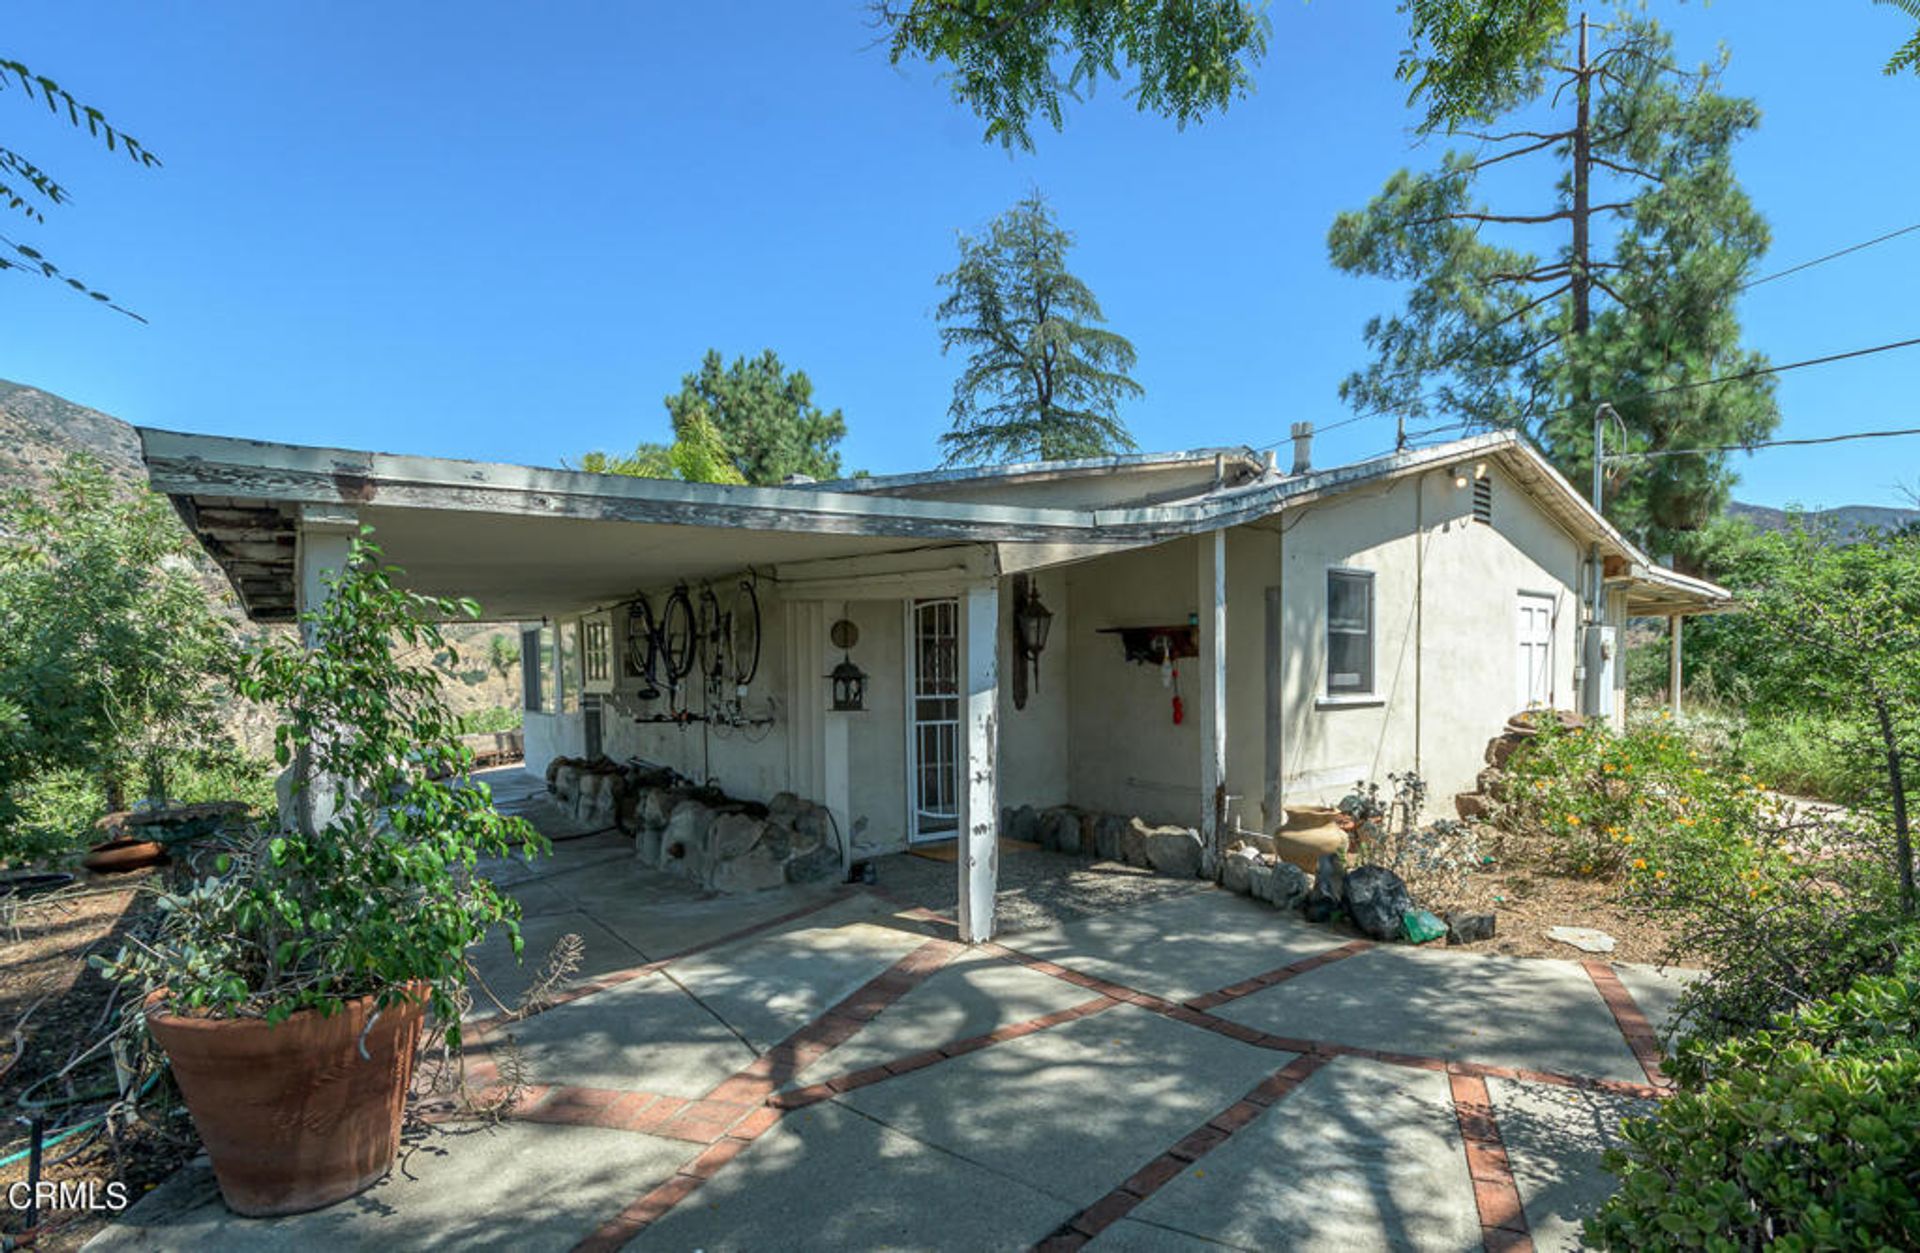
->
<box><xmin>1728</xmin><ymin>500</ymin><xmax>1920</xmax><ymax>540</ymax></box>
<box><xmin>0</xmin><ymin>380</ymin><xmax>523</xmax><ymax>749</ymax></box>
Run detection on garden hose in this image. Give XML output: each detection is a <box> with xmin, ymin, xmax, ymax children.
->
<box><xmin>0</xmin><ymin>1072</ymin><xmax>162</xmax><ymax>1170</ymax></box>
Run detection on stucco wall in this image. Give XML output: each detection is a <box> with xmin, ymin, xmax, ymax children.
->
<box><xmin>997</xmin><ymin>567</ymin><xmax>1072</xmax><ymax>813</ymax></box>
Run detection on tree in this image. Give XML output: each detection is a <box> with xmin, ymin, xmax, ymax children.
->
<box><xmin>1329</xmin><ymin>11</ymin><xmax>1778</xmax><ymax>567</ymax></box>
<box><xmin>576</xmin><ymin>351</ymin><xmax>839</xmax><ymax>486</ymax></box>
<box><xmin>0</xmin><ymin>455</ymin><xmax>234</xmax><ymax>849</ymax></box>
<box><xmin>874</xmin><ymin>0</ymin><xmax>1270</xmax><ymax>149</ymax></box>
<box><xmin>935</xmin><ymin>191</ymin><xmax>1141</xmax><ymax>465</ymax></box>
<box><xmin>1</xmin><ymin>57</ymin><xmax>158</xmax><ymax>317</ymax></box>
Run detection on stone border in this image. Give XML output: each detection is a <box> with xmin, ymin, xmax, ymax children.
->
<box><xmin>1450</xmin><ymin>1072</ymin><xmax>1535</xmax><ymax>1252</ymax></box>
<box><xmin>1034</xmin><ymin>1053</ymin><xmax>1331</xmax><ymax>1250</ymax></box>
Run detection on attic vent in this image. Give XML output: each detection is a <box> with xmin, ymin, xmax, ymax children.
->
<box><xmin>1472</xmin><ymin>477</ymin><xmax>1493</xmax><ymax>525</ymax></box>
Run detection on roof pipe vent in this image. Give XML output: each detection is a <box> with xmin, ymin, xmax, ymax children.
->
<box><xmin>1289</xmin><ymin>421</ymin><xmax>1314</xmax><ymax>475</ymax></box>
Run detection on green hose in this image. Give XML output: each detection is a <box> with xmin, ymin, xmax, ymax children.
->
<box><xmin>0</xmin><ymin>1072</ymin><xmax>163</xmax><ymax>1170</ymax></box>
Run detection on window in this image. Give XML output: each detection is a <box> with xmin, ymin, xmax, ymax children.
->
<box><xmin>580</xmin><ymin>612</ymin><xmax>613</xmax><ymax>694</ymax></box>
<box><xmin>534</xmin><ymin>624</ymin><xmax>556</xmax><ymax>715</ymax></box>
<box><xmin>1326</xmin><ymin>569</ymin><xmax>1375</xmax><ymax>697</ymax></box>
<box><xmin>520</xmin><ymin>628</ymin><xmax>543</xmax><ymax>712</ymax></box>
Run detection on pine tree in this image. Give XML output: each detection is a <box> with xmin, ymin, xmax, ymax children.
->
<box><xmin>1330</xmin><ymin>11</ymin><xmax>1779</xmax><ymax>567</ymax></box>
<box><xmin>936</xmin><ymin>191</ymin><xmax>1141</xmax><ymax>465</ymax></box>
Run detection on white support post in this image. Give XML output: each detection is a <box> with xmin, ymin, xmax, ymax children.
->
<box><xmin>1668</xmin><ymin>614</ymin><xmax>1683</xmax><ymax>719</ymax></box>
<box><xmin>1200</xmin><ymin>531</ymin><xmax>1228</xmax><ymax>861</ymax></box>
<box><xmin>957</xmin><ymin>580</ymin><xmax>1000</xmax><ymax>944</ymax></box>
<box><xmin>286</xmin><ymin>510</ymin><xmax>358</xmax><ymax>834</ymax></box>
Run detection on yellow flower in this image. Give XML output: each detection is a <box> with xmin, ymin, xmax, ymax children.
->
<box><xmin>1632</xmin><ymin>857</ymin><xmax>1648</xmax><ymax>870</ymax></box>
<box><xmin>1566</xmin><ymin>814</ymin><xmax>1582</xmax><ymax>827</ymax></box>
<box><xmin>1580</xmin><ymin>863</ymin><xmax>1593</xmax><ymax>874</ymax></box>
<box><xmin>1655</xmin><ymin>869</ymin><xmax>1667</xmax><ymax>879</ymax></box>
<box><xmin>1621</xmin><ymin>834</ymin><xmax>1634</xmax><ymax>844</ymax></box>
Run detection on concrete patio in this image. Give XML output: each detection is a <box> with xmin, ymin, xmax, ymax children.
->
<box><xmin>88</xmin><ymin>770</ymin><xmax>1693</xmax><ymax>1252</ymax></box>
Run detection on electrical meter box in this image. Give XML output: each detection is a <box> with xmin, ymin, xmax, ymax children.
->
<box><xmin>1582</xmin><ymin>625</ymin><xmax>1617</xmax><ymax>721</ymax></box>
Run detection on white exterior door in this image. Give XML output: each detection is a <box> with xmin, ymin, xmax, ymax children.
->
<box><xmin>1516</xmin><ymin>592</ymin><xmax>1555</xmax><ymax>710</ymax></box>
<box><xmin>907</xmin><ymin>597</ymin><xmax>961</xmax><ymax>843</ymax></box>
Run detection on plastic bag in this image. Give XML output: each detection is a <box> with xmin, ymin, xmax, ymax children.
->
<box><xmin>1401</xmin><ymin>909</ymin><xmax>1447</xmax><ymax>944</ymax></box>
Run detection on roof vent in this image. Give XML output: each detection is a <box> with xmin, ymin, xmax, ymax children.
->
<box><xmin>782</xmin><ymin>473</ymin><xmax>817</xmax><ymax>485</ymax></box>
<box><xmin>1472</xmin><ymin>476</ymin><xmax>1493</xmax><ymax>525</ymax></box>
<box><xmin>1289</xmin><ymin>422</ymin><xmax>1314</xmax><ymax>475</ymax></box>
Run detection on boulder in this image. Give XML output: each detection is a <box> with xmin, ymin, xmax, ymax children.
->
<box><xmin>1121</xmin><ymin>818</ymin><xmax>1157</xmax><ymax>868</ymax></box>
<box><xmin>708</xmin><ymin>813</ymin><xmax>766</xmax><ymax>863</ymax></box>
<box><xmin>1343</xmin><ymin>865</ymin><xmax>1415</xmax><ymax>941</ymax></box>
<box><xmin>659</xmin><ymin>801</ymin><xmax>715</xmax><ymax>881</ymax></box>
<box><xmin>1475</xmin><ymin>768</ymin><xmax>1507</xmax><ymax>801</ymax></box>
<box><xmin>1005</xmin><ymin>805</ymin><xmax>1040</xmax><ymax>846</ymax></box>
<box><xmin>711</xmin><ymin>844</ymin><xmax>787</xmax><ymax>893</ymax></box>
<box><xmin>1221</xmin><ymin>845</ymin><xmax>1261</xmax><ymax>895</ymax></box>
<box><xmin>1303</xmin><ymin>853</ymin><xmax>1346</xmax><ymax>923</ymax></box>
<box><xmin>1257</xmin><ymin>861</ymin><xmax>1311</xmax><ymax>911</ymax></box>
<box><xmin>1143</xmin><ymin>826</ymin><xmax>1205</xmax><ymax>879</ymax></box>
<box><xmin>575</xmin><ymin>772</ymin><xmax>618</xmax><ymax>828</ymax></box>
<box><xmin>1454</xmin><ymin>792</ymin><xmax>1496</xmax><ymax>822</ymax></box>
<box><xmin>1447</xmin><ymin>912</ymin><xmax>1497</xmax><ymax>945</ymax></box>
<box><xmin>790</xmin><ymin>802</ymin><xmax>835</xmax><ymax>855</ymax></box>
<box><xmin>1092</xmin><ymin>814</ymin><xmax>1128</xmax><ymax>862</ymax></box>
<box><xmin>1041</xmin><ymin>809</ymin><xmax>1081</xmax><ymax>855</ymax></box>
<box><xmin>640</xmin><ymin>788</ymin><xmax>691</xmax><ymax>832</ymax></box>
<box><xmin>634</xmin><ymin>828</ymin><xmax>663</xmax><ymax>866</ymax></box>
<box><xmin>1487</xmin><ymin>734</ymin><xmax>1526</xmax><ymax>769</ymax></box>
<box><xmin>785</xmin><ymin>843</ymin><xmax>841</xmax><ymax>885</ymax></box>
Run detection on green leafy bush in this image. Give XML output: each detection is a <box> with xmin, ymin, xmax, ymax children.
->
<box><xmin>1588</xmin><ymin>947</ymin><xmax>1920</xmax><ymax>1251</ymax></box>
<box><xmin>456</xmin><ymin>706</ymin><xmax>523</xmax><ymax>736</ymax></box>
<box><xmin>1740</xmin><ymin>711</ymin><xmax>1857</xmax><ymax>806</ymax></box>
<box><xmin>97</xmin><ymin>536</ymin><xmax>548</xmax><ymax>1042</ymax></box>
<box><xmin>1501</xmin><ymin>716</ymin><xmax>1785</xmax><ymax>893</ymax></box>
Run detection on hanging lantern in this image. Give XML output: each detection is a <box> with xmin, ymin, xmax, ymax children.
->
<box><xmin>1016</xmin><ymin>587</ymin><xmax>1054</xmax><ymax>659</ymax></box>
<box><xmin>827</xmin><ymin>618</ymin><xmax>866</xmax><ymax>712</ymax></box>
<box><xmin>828</xmin><ymin>656</ymin><xmax>867</xmax><ymax>712</ymax></box>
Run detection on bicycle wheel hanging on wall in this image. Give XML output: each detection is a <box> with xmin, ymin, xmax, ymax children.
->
<box><xmin>727</xmin><ymin>578</ymin><xmax>761</xmax><ymax>687</ymax></box>
<box><xmin>624</xmin><ymin>595</ymin><xmax>659</xmax><ymax>696</ymax></box>
<box><xmin>659</xmin><ymin>585</ymin><xmax>696</xmax><ymax>682</ymax></box>
<box><xmin>694</xmin><ymin>583</ymin><xmax>724</xmax><ymax>682</ymax></box>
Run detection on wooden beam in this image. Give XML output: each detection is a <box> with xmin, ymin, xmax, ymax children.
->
<box><xmin>957</xmin><ymin>580</ymin><xmax>1001</xmax><ymax>944</ymax></box>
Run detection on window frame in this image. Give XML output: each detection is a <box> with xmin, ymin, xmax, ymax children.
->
<box><xmin>1324</xmin><ymin>567</ymin><xmax>1377</xmax><ymax>700</ymax></box>
<box><xmin>520</xmin><ymin>627</ymin><xmax>543</xmax><ymax>713</ymax></box>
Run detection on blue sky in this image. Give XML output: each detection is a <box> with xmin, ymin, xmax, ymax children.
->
<box><xmin>3</xmin><ymin>2</ymin><xmax>1916</xmax><ymax>509</ymax></box>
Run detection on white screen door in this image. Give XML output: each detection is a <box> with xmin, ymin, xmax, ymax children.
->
<box><xmin>908</xmin><ymin>597</ymin><xmax>960</xmax><ymax>843</ymax></box>
<box><xmin>1516</xmin><ymin>592</ymin><xmax>1555</xmax><ymax>709</ymax></box>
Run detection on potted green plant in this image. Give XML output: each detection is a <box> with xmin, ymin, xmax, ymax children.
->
<box><xmin>97</xmin><ymin>535</ymin><xmax>547</xmax><ymax>1216</ymax></box>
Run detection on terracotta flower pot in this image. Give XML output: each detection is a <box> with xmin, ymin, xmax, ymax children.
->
<box><xmin>1273</xmin><ymin>806</ymin><xmax>1350</xmax><ymax>873</ymax></box>
<box><xmin>83</xmin><ymin>837</ymin><xmax>168</xmax><ymax>874</ymax></box>
<box><xmin>145</xmin><ymin>987</ymin><xmax>426</xmax><ymax>1216</ymax></box>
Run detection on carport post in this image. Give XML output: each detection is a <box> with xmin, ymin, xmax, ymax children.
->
<box><xmin>1199</xmin><ymin>529</ymin><xmax>1227</xmax><ymax>864</ymax></box>
<box><xmin>957</xmin><ymin>580</ymin><xmax>1000</xmax><ymax>944</ymax></box>
<box><xmin>1668</xmin><ymin>614</ymin><xmax>1683</xmax><ymax>718</ymax></box>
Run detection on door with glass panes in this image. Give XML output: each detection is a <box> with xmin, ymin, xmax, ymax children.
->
<box><xmin>907</xmin><ymin>598</ymin><xmax>960</xmax><ymax>843</ymax></box>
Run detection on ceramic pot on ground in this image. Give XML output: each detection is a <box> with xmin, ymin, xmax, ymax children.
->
<box><xmin>145</xmin><ymin>987</ymin><xmax>426</xmax><ymax>1216</ymax></box>
<box><xmin>1272</xmin><ymin>805</ymin><xmax>1349</xmax><ymax>874</ymax></box>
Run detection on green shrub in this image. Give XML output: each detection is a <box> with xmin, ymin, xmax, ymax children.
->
<box><xmin>1588</xmin><ymin>948</ymin><xmax>1920</xmax><ymax>1251</ymax></box>
<box><xmin>3</xmin><ymin>765</ymin><xmax>102</xmax><ymax>867</ymax></box>
<box><xmin>456</xmin><ymin>706</ymin><xmax>523</xmax><ymax>736</ymax></box>
<box><xmin>1501</xmin><ymin>716</ymin><xmax>1784</xmax><ymax>894</ymax></box>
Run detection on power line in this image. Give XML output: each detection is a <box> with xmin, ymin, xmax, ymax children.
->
<box><xmin>1739</xmin><ymin>222</ymin><xmax>1920</xmax><ymax>292</ymax></box>
<box><xmin>1605</xmin><ymin>426</ymin><xmax>1920</xmax><ymax>461</ymax></box>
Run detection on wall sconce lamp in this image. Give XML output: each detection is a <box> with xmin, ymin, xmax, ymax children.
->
<box><xmin>827</xmin><ymin>618</ymin><xmax>867</xmax><ymax>712</ymax></box>
<box><xmin>1450</xmin><ymin>461</ymin><xmax>1489</xmax><ymax>488</ymax></box>
<box><xmin>1015</xmin><ymin>582</ymin><xmax>1054</xmax><ymax>692</ymax></box>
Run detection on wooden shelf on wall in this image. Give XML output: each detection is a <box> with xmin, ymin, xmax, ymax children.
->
<box><xmin>1096</xmin><ymin>624</ymin><xmax>1199</xmax><ymax>664</ymax></box>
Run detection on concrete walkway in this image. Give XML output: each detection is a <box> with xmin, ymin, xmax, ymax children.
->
<box><xmin>90</xmin><ymin>771</ymin><xmax>1695</xmax><ymax>1252</ymax></box>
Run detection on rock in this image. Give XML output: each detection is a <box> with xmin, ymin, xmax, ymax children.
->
<box><xmin>1447</xmin><ymin>912</ymin><xmax>1497</xmax><ymax>945</ymax></box>
<box><xmin>1121</xmin><ymin>818</ymin><xmax>1154</xmax><ymax>868</ymax></box>
<box><xmin>708</xmin><ymin>813</ymin><xmax>765</xmax><ymax>862</ymax></box>
<box><xmin>711</xmin><ymin>844</ymin><xmax>786</xmax><ymax>893</ymax></box>
<box><xmin>1475</xmin><ymin>768</ymin><xmax>1507</xmax><ymax>801</ymax></box>
<box><xmin>575</xmin><ymin>772</ymin><xmax>619</xmax><ymax>828</ymax></box>
<box><xmin>1487</xmin><ymin>735</ymin><xmax>1526</xmax><ymax>769</ymax></box>
<box><xmin>1221</xmin><ymin>846</ymin><xmax>1262</xmax><ymax>895</ymax></box>
<box><xmin>659</xmin><ymin>801</ymin><xmax>715</xmax><ymax>880</ymax></box>
<box><xmin>1041</xmin><ymin>809</ymin><xmax>1081</xmax><ymax>855</ymax></box>
<box><xmin>1258</xmin><ymin>861</ymin><xmax>1311</xmax><ymax>911</ymax></box>
<box><xmin>1454</xmin><ymin>792</ymin><xmax>1495</xmax><ymax>821</ymax></box>
<box><xmin>1092</xmin><ymin>814</ymin><xmax>1128</xmax><ymax>862</ymax></box>
<box><xmin>1143</xmin><ymin>826</ymin><xmax>1205</xmax><ymax>879</ymax></box>
<box><xmin>1343</xmin><ymin>865</ymin><xmax>1415</xmax><ymax>941</ymax></box>
<box><xmin>791</xmin><ymin>802</ymin><xmax>835</xmax><ymax>854</ymax></box>
<box><xmin>1546</xmin><ymin>925</ymin><xmax>1616</xmax><ymax>954</ymax></box>
<box><xmin>640</xmin><ymin>788</ymin><xmax>690</xmax><ymax>832</ymax></box>
<box><xmin>634</xmin><ymin>828</ymin><xmax>663</xmax><ymax>866</ymax></box>
<box><xmin>1303</xmin><ymin>853</ymin><xmax>1346</xmax><ymax>923</ymax></box>
<box><xmin>1006</xmin><ymin>805</ymin><xmax>1040</xmax><ymax>846</ymax></box>
<box><xmin>785</xmin><ymin>843</ymin><xmax>841</xmax><ymax>884</ymax></box>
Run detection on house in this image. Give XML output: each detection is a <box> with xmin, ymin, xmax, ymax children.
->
<box><xmin>140</xmin><ymin>424</ymin><xmax>1730</xmax><ymax>941</ymax></box>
